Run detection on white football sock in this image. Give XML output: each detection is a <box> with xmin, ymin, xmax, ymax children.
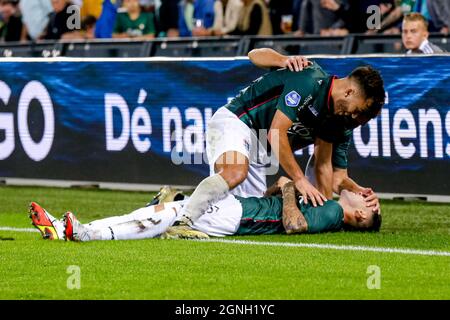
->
<box><xmin>86</xmin><ymin>207</ymin><xmax>178</xmax><ymax>241</ymax></box>
<box><xmin>86</xmin><ymin>206</ymin><xmax>157</xmax><ymax>229</ymax></box>
<box><xmin>179</xmin><ymin>174</ymin><xmax>229</xmax><ymax>224</ymax></box>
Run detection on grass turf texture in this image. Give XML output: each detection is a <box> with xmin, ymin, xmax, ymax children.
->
<box><xmin>0</xmin><ymin>185</ymin><xmax>449</xmax><ymax>299</ymax></box>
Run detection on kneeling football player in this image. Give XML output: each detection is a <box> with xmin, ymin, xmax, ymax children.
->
<box><xmin>29</xmin><ymin>177</ymin><xmax>381</xmax><ymax>242</ymax></box>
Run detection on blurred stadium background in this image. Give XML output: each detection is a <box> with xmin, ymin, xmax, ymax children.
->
<box><xmin>0</xmin><ymin>0</ymin><xmax>449</xmax><ymax>301</ymax></box>
<box><xmin>0</xmin><ymin>0</ymin><xmax>447</xmax><ymax>57</ymax></box>
<box><xmin>0</xmin><ymin>0</ymin><xmax>448</xmax><ymax>200</ymax></box>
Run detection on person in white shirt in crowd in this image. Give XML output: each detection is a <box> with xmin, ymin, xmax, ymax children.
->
<box><xmin>402</xmin><ymin>12</ymin><xmax>445</xmax><ymax>54</ymax></box>
<box><xmin>19</xmin><ymin>0</ymin><xmax>53</xmax><ymax>40</ymax></box>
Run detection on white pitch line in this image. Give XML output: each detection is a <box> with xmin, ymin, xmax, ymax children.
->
<box><xmin>198</xmin><ymin>239</ymin><xmax>450</xmax><ymax>257</ymax></box>
<box><xmin>2</xmin><ymin>226</ymin><xmax>449</xmax><ymax>257</ymax></box>
<box><xmin>0</xmin><ymin>227</ymin><xmax>38</xmax><ymax>233</ymax></box>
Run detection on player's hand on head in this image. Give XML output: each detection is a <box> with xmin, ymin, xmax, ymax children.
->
<box><xmin>294</xmin><ymin>178</ymin><xmax>327</xmax><ymax>207</ymax></box>
<box><xmin>284</xmin><ymin>56</ymin><xmax>312</xmax><ymax>72</ymax></box>
<box><xmin>361</xmin><ymin>187</ymin><xmax>381</xmax><ymax>214</ymax></box>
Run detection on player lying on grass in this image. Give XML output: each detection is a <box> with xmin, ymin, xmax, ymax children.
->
<box><xmin>29</xmin><ymin>177</ymin><xmax>382</xmax><ymax>242</ymax></box>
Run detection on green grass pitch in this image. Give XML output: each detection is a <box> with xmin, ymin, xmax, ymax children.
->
<box><xmin>0</xmin><ymin>185</ymin><xmax>449</xmax><ymax>300</ymax></box>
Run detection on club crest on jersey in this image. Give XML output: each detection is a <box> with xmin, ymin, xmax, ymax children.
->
<box><xmin>285</xmin><ymin>91</ymin><xmax>301</xmax><ymax>107</ymax></box>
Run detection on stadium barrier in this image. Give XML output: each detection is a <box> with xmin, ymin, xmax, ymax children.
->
<box><xmin>0</xmin><ymin>33</ymin><xmax>448</xmax><ymax>58</ymax></box>
<box><xmin>0</xmin><ymin>55</ymin><xmax>449</xmax><ymax>201</ymax></box>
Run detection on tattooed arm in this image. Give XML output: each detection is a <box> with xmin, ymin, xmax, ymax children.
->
<box><xmin>264</xmin><ymin>176</ymin><xmax>299</xmax><ymax>197</ymax></box>
<box><xmin>264</xmin><ymin>181</ymin><xmax>281</xmax><ymax>197</ymax></box>
<box><xmin>281</xmin><ymin>181</ymin><xmax>308</xmax><ymax>234</ymax></box>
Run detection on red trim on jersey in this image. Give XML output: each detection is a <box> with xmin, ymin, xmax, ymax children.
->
<box><xmin>241</xmin><ymin>217</ymin><xmax>281</xmax><ymax>223</ymax></box>
<box><xmin>238</xmin><ymin>95</ymin><xmax>281</xmax><ymax>118</ymax></box>
<box><xmin>327</xmin><ymin>76</ymin><xmax>337</xmax><ymax>111</ymax></box>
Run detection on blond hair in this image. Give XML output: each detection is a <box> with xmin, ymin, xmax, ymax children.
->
<box><xmin>403</xmin><ymin>13</ymin><xmax>429</xmax><ymax>29</ymax></box>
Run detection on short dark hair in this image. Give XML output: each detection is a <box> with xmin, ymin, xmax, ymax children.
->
<box><xmin>366</xmin><ymin>212</ymin><xmax>382</xmax><ymax>232</ymax></box>
<box><xmin>81</xmin><ymin>15</ymin><xmax>97</xmax><ymax>30</ymax></box>
<box><xmin>0</xmin><ymin>0</ymin><xmax>19</xmax><ymax>5</ymax></box>
<box><xmin>349</xmin><ymin>66</ymin><xmax>385</xmax><ymax>119</ymax></box>
<box><xmin>343</xmin><ymin>212</ymin><xmax>382</xmax><ymax>232</ymax></box>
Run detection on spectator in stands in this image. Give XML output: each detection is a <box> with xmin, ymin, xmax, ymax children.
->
<box><xmin>139</xmin><ymin>0</ymin><xmax>154</xmax><ymax>12</ymax></box>
<box><xmin>193</xmin><ymin>0</ymin><xmax>215</xmax><ymax>32</ymax></box>
<box><xmin>372</xmin><ymin>0</ymin><xmax>432</xmax><ymax>35</ymax></box>
<box><xmin>402</xmin><ymin>12</ymin><xmax>444</xmax><ymax>53</ymax></box>
<box><xmin>178</xmin><ymin>0</ymin><xmax>215</xmax><ymax>37</ymax></box>
<box><xmin>19</xmin><ymin>0</ymin><xmax>52</xmax><ymax>40</ymax></box>
<box><xmin>81</xmin><ymin>0</ymin><xmax>103</xmax><ymax>19</ymax></box>
<box><xmin>190</xmin><ymin>0</ymin><xmax>243</xmax><ymax>36</ymax></box>
<box><xmin>427</xmin><ymin>0</ymin><xmax>449</xmax><ymax>34</ymax></box>
<box><xmin>113</xmin><ymin>0</ymin><xmax>156</xmax><ymax>39</ymax></box>
<box><xmin>364</xmin><ymin>1</ymin><xmax>396</xmax><ymax>35</ymax></box>
<box><xmin>158</xmin><ymin>0</ymin><xmax>179</xmax><ymax>37</ymax></box>
<box><xmin>268</xmin><ymin>0</ymin><xmax>293</xmax><ymax>35</ymax></box>
<box><xmin>0</xmin><ymin>0</ymin><xmax>27</xmax><ymax>42</ymax></box>
<box><xmin>81</xmin><ymin>13</ymin><xmax>97</xmax><ymax>38</ymax></box>
<box><xmin>94</xmin><ymin>0</ymin><xmax>118</xmax><ymax>38</ymax></box>
<box><xmin>178</xmin><ymin>0</ymin><xmax>194</xmax><ymax>36</ymax></box>
<box><xmin>321</xmin><ymin>0</ymin><xmax>396</xmax><ymax>34</ymax></box>
<box><xmin>43</xmin><ymin>0</ymin><xmax>78</xmax><ymax>40</ymax></box>
<box><xmin>295</xmin><ymin>0</ymin><xmax>343</xmax><ymax>36</ymax></box>
<box><xmin>211</xmin><ymin>0</ymin><xmax>243</xmax><ymax>35</ymax></box>
<box><xmin>61</xmin><ymin>14</ymin><xmax>97</xmax><ymax>39</ymax></box>
<box><xmin>291</xmin><ymin>0</ymin><xmax>303</xmax><ymax>32</ymax></box>
<box><xmin>230</xmin><ymin>0</ymin><xmax>272</xmax><ymax>35</ymax></box>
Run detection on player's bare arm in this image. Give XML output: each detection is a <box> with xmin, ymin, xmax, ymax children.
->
<box><xmin>332</xmin><ymin>168</ymin><xmax>360</xmax><ymax>194</ymax></box>
<box><xmin>269</xmin><ymin>110</ymin><xmax>327</xmax><ymax>207</ymax></box>
<box><xmin>333</xmin><ymin>168</ymin><xmax>380</xmax><ymax>213</ymax></box>
<box><xmin>264</xmin><ymin>175</ymin><xmax>301</xmax><ymax>197</ymax></box>
<box><xmin>280</xmin><ymin>180</ymin><xmax>308</xmax><ymax>234</ymax></box>
<box><xmin>264</xmin><ymin>181</ymin><xmax>281</xmax><ymax>197</ymax></box>
<box><xmin>248</xmin><ymin>48</ymin><xmax>312</xmax><ymax>72</ymax></box>
<box><xmin>314</xmin><ymin>138</ymin><xmax>334</xmax><ymax>199</ymax></box>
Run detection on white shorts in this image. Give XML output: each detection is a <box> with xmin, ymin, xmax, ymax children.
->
<box><xmin>206</xmin><ymin>107</ymin><xmax>270</xmax><ymax>198</ymax></box>
<box><xmin>192</xmin><ymin>194</ymin><xmax>243</xmax><ymax>237</ymax></box>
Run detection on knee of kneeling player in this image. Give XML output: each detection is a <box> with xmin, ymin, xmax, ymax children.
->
<box><xmin>220</xmin><ymin>168</ymin><xmax>248</xmax><ymax>189</ymax></box>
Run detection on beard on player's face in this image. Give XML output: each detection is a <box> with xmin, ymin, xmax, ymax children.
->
<box><xmin>334</xmin><ymin>99</ymin><xmax>352</xmax><ymax>116</ymax></box>
<box><xmin>334</xmin><ymin>92</ymin><xmax>369</xmax><ymax>117</ymax></box>
<box><xmin>333</xmin><ymin>97</ymin><xmax>371</xmax><ymax>128</ymax></box>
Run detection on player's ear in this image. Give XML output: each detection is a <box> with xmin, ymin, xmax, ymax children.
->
<box><xmin>344</xmin><ymin>88</ymin><xmax>353</xmax><ymax>98</ymax></box>
<box><xmin>355</xmin><ymin>210</ymin><xmax>366</xmax><ymax>221</ymax></box>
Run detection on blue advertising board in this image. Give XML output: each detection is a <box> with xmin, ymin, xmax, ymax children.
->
<box><xmin>0</xmin><ymin>56</ymin><xmax>449</xmax><ymax>196</ymax></box>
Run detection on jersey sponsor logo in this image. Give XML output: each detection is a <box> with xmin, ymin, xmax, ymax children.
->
<box><xmin>285</xmin><ymin>91</ymin><xmax>301</xmax><ymax>107</ymax></box>
<box><xmin>298</xmin><ymin>94</ymin><xmax>313</xmax><ymax>110</ymax></box>
<box><xmin>308</xmin><ymin>104</ymin><xmax>319</xmax><ymax>117</ymax></box>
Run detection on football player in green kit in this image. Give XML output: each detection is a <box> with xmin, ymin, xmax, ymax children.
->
<box><xmin>29</xmin><ymin>176</ymin><xmax>381</xmax><ymax>242</ymax></box>
<box><xmin>170</xmin><ymin>48</ymin><xmax>385</xmax><ymax>237</ymax></box>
